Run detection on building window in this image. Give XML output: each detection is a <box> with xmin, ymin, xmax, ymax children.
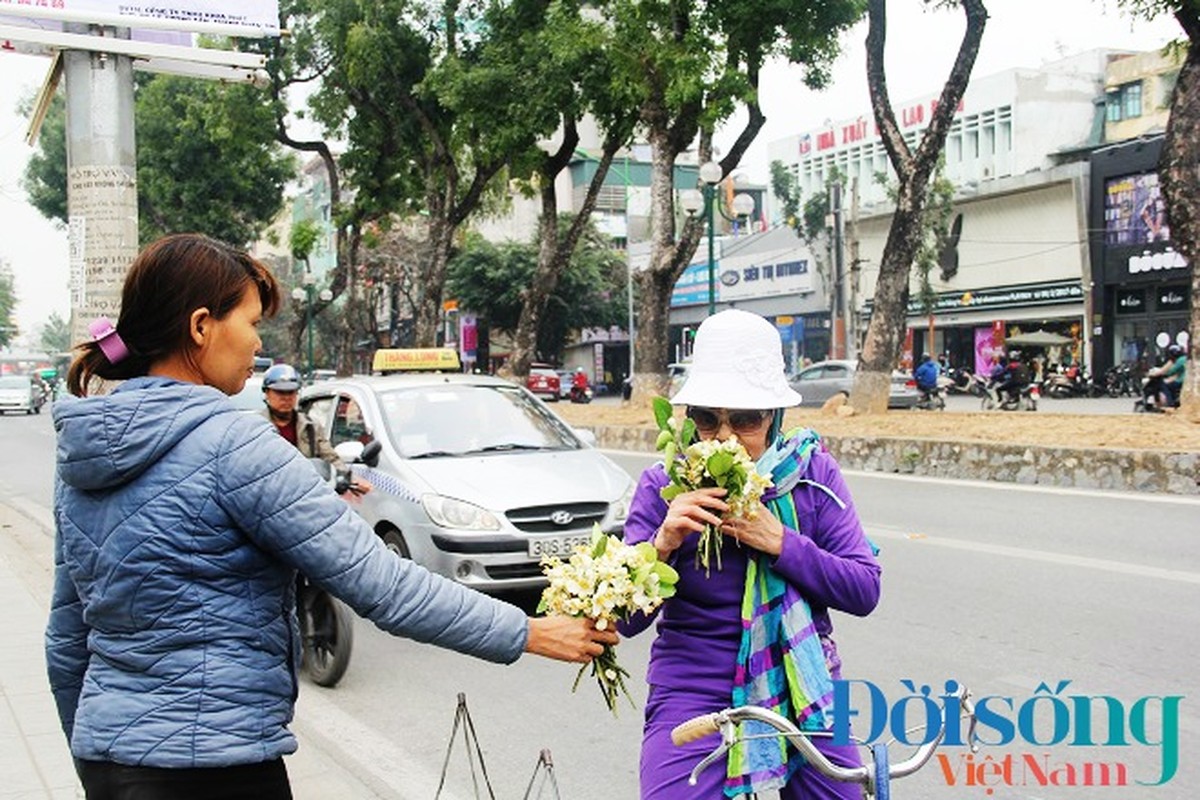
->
<box><xmin>1123</xmin><ymin>82</ymin><xmax>1142</xmax><ymax>118</ymax></box>
<box><xmin>1107</xmin><ymin>82</ymin><xmax>1142</xmax><ymax>122</ymax></box>
<box><xmin>1106</xmin><ymin>89</ymin><xmax>1122</xmax><ymax>122</ymax></box>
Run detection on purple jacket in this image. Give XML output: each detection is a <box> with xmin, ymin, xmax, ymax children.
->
<box><xmin>619</xmin><ymin>446</ymin><xmax>880</xmax><ymax>692</ymax></box>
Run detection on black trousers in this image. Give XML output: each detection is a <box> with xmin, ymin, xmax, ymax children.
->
<box><xmin>78</xmin><ymin>758</ymin><xmax>293</xmax><ymax>800</ymax></box>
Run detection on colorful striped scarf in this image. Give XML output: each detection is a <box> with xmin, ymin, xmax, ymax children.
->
<box><xmin>725</xmin><ymin>429</ymin><xmax>837</xmax><ymax>797</ymax></box>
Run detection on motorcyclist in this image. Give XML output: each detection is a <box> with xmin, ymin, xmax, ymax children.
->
<box><xmin>570</xmin><ymin>366</ymin><xmax>590</xmax><ymax>402</ymax></box>
<box><xmin>1144</xmin><ymin>343</ymin><xmax>1187</xmax><ymax>409</ymax></box>
<box><xmin>914</xmin><ymin>352</ymin><xmax>940</xmax><ymax>400</ymax></box>
<box><xmin>260</xmin><ymin>363</ymin><xmax>372</xmax><ymax>494</ymax></box>
<box><xmin>988</xmin><ymin>352</ymin><xmax>1027</xmax><ymax>407</ymax></box>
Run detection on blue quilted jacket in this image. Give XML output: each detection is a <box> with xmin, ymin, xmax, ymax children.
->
<box><xmin>46</xmin><ymin>376</ymin><xmax>528</xmax><ymax>767</ymax></box>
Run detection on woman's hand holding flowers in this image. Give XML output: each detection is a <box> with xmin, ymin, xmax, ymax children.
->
<box><xmin>653</xmin><ymin>487</ymin><xmax>728</xmax><ymax>559</ymax></box>
<box><xmin>719</xmin><ymin>501</ymin><xmax>785</xmax><ymax>556</ymax></box>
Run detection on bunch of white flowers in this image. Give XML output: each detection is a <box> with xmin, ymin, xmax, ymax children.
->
<box><xmin>538</xmin><ymin>525</ymin><xmax>678</xmax><ymax>713</ymax></box>
<box><xmin>652</xmin><ymin>397</ymin><xmax>775</xmax><ymax>575</ymax></box>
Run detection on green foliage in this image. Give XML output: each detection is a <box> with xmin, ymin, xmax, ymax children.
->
<box><xmin>290</xmin><ymin>219</ymin><xmax>322</xmax><ymax>264</ymax></box>
<box><xmin>770</xmin><ymin>160</ymin><xmax>802</xmax><ymax>236</ymax></box>
<box><xmin>20</xmin><ymin>93</ymin><xmax>67</xmax><ymax>225</ymax></box>
<box><xmin>38</xmin><ymin>311</ymin><xmax>71</xmax><ymax>355</ymax></box>
<box><xmin>0</xmin><ymin>265</ymin><xmax>16</xmax><ymax>348</ymax></box>
<box><xmin>446</xmin><ymin>215</ymin><xmax>628</xmax><ymax>361</ymax></box>
<box><xmin>21</xmin><ymin>76</ymin><xmax>293</xmax><ymax>246</ymax></box>
<box><xmin>136</xmin><ymin>76</ymin><xmax>294</xmax><ymax>245</ymax></box>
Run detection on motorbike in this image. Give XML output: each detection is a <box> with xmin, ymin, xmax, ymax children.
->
<box><xmin>914</xmin><ymin>378</ymin><xmax>948</xmax><ymax>411</ymax></box>
<box><xmin>299</xmin><ymin>440</ymin><xmax>382</xmax><ymax>688</ymax></box>
<box><xmin>1103</xmin><ymin>362</ymin><xmax>1140</xmax><ymax>398</ymax></box>
<box><xmin>569</xmin><ymin>384</ymin><xmax>594</xmax><ymax>404</ymax></box>
<box><xmin>1042</xmin><ymin>364</ymin><xmax>1102</xmax><ymax>398</ymax></box>
<box><xmin>1133</xmin><ymin>375</ymin><xmax>1179</xmax><ymax>413</ymax></box>
<box><xmin>981</xmin><ymin>379</ymin><xmax>1038</xmax><ymax>411</ymax></box>
<box><xmin>945</xmin><ymin>366</ymin><xmax>979</xmax><ymax>395</ymax></box>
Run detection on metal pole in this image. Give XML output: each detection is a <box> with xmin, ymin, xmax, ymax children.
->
<box><xmin>625</xmin><ymin>157</ymin><xmax>635</xmax><ymax>377</ymax></box>
<box><xmin>65</xmin><ymin>26</ymin><xmax>137</xmax><ymax>346</ymax></box>
<box><xmin>706</xmin><ymin>185</ymin><xmax>716</xmax><ymax>317</ymax></box>
<box><xmin>830</xmin><ymin>181</ymin><xmax>845</xmax><ymax>359</ymax></box>
<box><xmin>306</xmin><ymin>289</ymin><xmax>314</xmax><ymax>380</ymax></box>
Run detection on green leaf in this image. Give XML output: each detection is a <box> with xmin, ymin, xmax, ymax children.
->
<box><xmin>707</xmin><ymin>451</ymin><xmax>735</xmax><ymax>478</ymax></box>
<box><xmin>657</xmin><ymin>584</ymin><xmax>677</xmax><ymax>599</ymax></box>
<box><xmin>681</xmin><ymin>418</ymin><xmax>696</xmax><ymax>445</ymax></box>
<box><xmin>653</xmin><ymin>561</ymin><xmax>679</xmax><ymax>585</ymax></box>
<box><xmin>652</xmin><ymin>396</ymin><xmax>672</xmax><ymax>430</ymax></box>
<box><xmin>634</xmin><ymin>541</ymin><xmax>658</xmax><ymax>561</ymax></box>
<box><xmin>660</xmin><ymin>484</ymin><xmax>684</xmax><ymax>502</ymax></box>
<box><xmin>591</xmin><ymin>531</ymin><xmax>609</xmax><ymax>559</ymax></box>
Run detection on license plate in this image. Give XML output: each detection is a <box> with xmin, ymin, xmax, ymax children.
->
<box><xmin>528</xmin><ymin>534</ymin><xmax>592</xmax><ymax>559</ymax></box>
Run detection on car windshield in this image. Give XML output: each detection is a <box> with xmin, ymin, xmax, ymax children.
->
<box><xmin>0</xmin><ymin>376</ymin><xmax>29</xmax><ymax>389</ymax></box>
<box><xmin>377</xmin><ymin>384</ymin><xmax>578</xmax><ymax>458</ymax></box>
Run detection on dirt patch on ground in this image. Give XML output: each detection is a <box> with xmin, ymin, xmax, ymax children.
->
<box><xmin>553</xmin><ymin>399</ymin><xmax>1200</xmax><ymax>453</ymax></box>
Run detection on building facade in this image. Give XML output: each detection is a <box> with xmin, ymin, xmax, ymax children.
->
<box><xmin>767</xmin><ymin>50</ymin><xmax>1133</xmax><ymax>374</ymax></box>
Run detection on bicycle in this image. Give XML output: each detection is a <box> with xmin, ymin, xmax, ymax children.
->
<box><xmin>672</xmin><ymin>683</ymin><xmax>978</xmax><ymax>800</ymax></box>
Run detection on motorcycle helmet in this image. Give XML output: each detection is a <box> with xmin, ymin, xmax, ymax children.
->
<box><xmin>920</xmin><ymin>352</ymin><xmax>932</xmax><ymax>363</ymax></box>
<box><xmin>1166</xmin><ymin>344</ymin><xmax>1184</xmax><ymax>358</ymax></box>
<box><xmin>262</xmin><ymin>363</ymin><xmax>301</xmax><ymax>392</ymax></box>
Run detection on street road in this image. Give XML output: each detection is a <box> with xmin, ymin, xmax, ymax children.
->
<box><xmin>3</xmin><ymin>411</ymin><xmax>1196</xmax><ymax>799</ymax></box>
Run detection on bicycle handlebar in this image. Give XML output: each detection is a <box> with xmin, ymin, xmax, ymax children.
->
<box><xmin>671</xmin><ymin>684</ymin><xmax>977</xmax><ymax>790</ymax></box>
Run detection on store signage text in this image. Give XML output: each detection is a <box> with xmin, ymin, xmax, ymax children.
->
<box><xmin>806</xmin><ymin>99</ymin><xmax>965</xmax><ymax>154</ymax></box>
<box><xmin>1127</xmin><ymin>248</ymin><xmax>1187</xmax><ymax>275</ymax></box>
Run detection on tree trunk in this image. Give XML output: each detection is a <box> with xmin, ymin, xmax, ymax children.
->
<box><xmin>632</xmin><ymin>124</ymin><xmax>701</xmax><ymax>405</ymax></box>
<box><xmin>414</xmin><ymin>218</ymin><xmax>455</xmax><ymax>347</ymax></box>
<box><xmin>1159</xmin><ymin>12</ymin><xmax>1199</xmax><ymax>422</ymax></box>
<box><xmin>848</xmin><ymin>0</ymin><xmax>987</xmax><ymax>413</ymax></box>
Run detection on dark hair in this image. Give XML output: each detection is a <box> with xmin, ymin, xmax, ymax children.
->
<box><xmin>67</xmin><ymin>233</ymin><xmax>281</xmax><ymax>396</ymax></box>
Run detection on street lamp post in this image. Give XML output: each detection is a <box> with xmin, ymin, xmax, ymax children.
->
<box><xmin>291</xmin><ymin>272</ymin><xmax>333</xmax><ymax>382</ymax></box>
<box><xmin>681</xmin><ymin>161</ymin><xmax>755</xmax><ymax>318</ymax></box>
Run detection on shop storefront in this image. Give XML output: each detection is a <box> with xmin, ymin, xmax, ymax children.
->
<box><xmin>866</xmin><ymin>279</ymin><xmax>1086</xmax><ymax>375</ymax></box>
<box><xmin>1090</xmin><ymin>136</ymin><xmax>1193</xmax><ymax>374</ymax></box>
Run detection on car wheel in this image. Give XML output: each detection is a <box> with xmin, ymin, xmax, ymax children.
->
<box><xmin>381</xmin><ymin>527</ymin><xmax>411</xmax><ymax>559</ymax></box>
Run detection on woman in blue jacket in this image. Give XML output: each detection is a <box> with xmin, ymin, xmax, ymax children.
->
<box><xmin>47</xmin><ymin>233</ymin><xmax>615</xmax><ymax>799</ymax></box>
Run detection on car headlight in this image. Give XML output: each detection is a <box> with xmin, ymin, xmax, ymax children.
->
<box><xmin>422</xmin><ymin>494</ymin><xmax>501</xmax><ymax>531</ymax></box>
<box><xmin>611</xmin><ymin>480</ymin><xmax>636</xmax><ymax>524</ymax></box>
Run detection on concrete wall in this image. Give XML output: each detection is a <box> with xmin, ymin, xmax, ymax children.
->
<box><xmin>582</xmin><ymin>423</ymin><xmax>1200</xmax><ymax>496</ymax></box>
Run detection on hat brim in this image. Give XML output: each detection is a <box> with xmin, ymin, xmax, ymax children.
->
<box><xmin>265</xmin><ymin>382</ymin><xmax>300</xmax><ymax>392</ymax></box>
<box><xmin>670</xmin><ymin>371</ymin><xmax>802</xmax><ymax>409</ymax></box>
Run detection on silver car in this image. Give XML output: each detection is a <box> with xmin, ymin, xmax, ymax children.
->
<box><xmin>299</xmin><ymin>374</ymin><xmax>635</xmax><ymax>593</ymax></box>
<box><xmin>789</xmin><ymin>359</ymin><xmax>920</xmax><ymax>409</ymax></box>
<box><xmin>0</xmin><ymin>375</ymin><xmax>45</xmax><ymax>415</ymax></box>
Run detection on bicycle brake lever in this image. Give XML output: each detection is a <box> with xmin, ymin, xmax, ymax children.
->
<box><xmin>687</xmin><ymin>716</ymin><xmax>735</xmax><ymax>786</ymax></box>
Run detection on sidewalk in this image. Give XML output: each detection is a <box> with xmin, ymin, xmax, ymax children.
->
<box><xmin>0</xmin><ymin>500</ymin><xmax>386</xmax><ymax>800</ymax></box>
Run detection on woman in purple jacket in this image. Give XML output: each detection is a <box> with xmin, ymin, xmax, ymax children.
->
<box><xmin>621</xmin><ymin>309</ymin><xmax>881</xmax><ymax>799</ymax></box>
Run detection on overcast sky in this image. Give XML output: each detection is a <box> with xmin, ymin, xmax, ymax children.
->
<box><xmin>0</xmin><ymin>0</ymin><xmax>1183</xmax><ymax>341</ymax></box>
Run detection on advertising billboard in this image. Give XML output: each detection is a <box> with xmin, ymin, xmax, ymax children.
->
<box><xmin>1104</xmin><ymin>171</ymin><xmax>1169</xmax><ymax>246</ymax></box>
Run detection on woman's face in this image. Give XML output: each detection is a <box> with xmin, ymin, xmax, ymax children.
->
<box><xmin>195</xmin><ymin>287</ymin><xmax>264</xmax><ymax>396</ymax></box>
<box><xmin>685</xmin><ymin>406</ymin><xmax>773</xmax><ymax>460</ymax></box>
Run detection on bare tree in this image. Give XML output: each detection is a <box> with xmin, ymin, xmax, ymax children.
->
<box><xmin>848</xmin><ymin>0</ymin><xmax>988</xmax><ymax>413</ymax></box>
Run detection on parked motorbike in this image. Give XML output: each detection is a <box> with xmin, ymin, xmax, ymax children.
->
<box><xmin>1104</xmin><ymin>362</ymin><xmax>1140</xmax><ymax>398</ymax></box>
<box><xmin>981</xmin><ymin>379</ymin><xmax>1039</xmax><ymax>411</ymax></box>
<box><xmin>299</xmin><ymin>440</ymin><xmax>382</xmax><ymax>687</ymax></box>
<box><xmin>945</xmin><ymin>367</ymin><xmax>979</xmax><ymax>395</ymax></box>
<box><xmin>1042</xmin><ymin>364</ymin><xmax>1102</xmax><ymax>399</ymax></box>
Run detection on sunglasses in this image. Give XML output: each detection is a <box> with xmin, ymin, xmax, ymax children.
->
<box><xmin>685</xmin><ymin>406</ymin><xmax>772</xmax><ymax>434</ymax></box>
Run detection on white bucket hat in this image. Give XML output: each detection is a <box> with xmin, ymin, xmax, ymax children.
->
<box><xmin>670</xmin><ymin>309</ymin><xmax>802</xmax><ymax>409</ymax></box>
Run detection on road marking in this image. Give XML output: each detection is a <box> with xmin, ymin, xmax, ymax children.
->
<box><xmin>845</xmin><ymin>469</ymin><xmax>1200</xmax><ymax>506</ymax></box>
<box><xmin>868</xmin><ymin>526</ymin><xmax>1200</xmax><ymax>585</ymax></box>
<box><xmin>294</xmin><ymin>687</ymin><xmax>471</xmax><ymax>800</ymax></box>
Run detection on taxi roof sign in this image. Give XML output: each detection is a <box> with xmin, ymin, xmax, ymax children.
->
<box><xmin>372</xmin><ymin>348</ymin><xmax>461</xmax><ymax>373</ymax></box>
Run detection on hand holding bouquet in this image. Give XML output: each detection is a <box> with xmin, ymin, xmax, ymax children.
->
<box><xmin>538</xmin><ymin>524</ymin><xmax>678</xmax><ymax>714</ymax></box>
<box><xmin>651</xmin><ymin>397</ymin><xmax>773</xmax><ymax>575</ymax></box>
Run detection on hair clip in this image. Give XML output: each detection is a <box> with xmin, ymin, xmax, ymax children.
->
<box><xmin>88</xmin><ymin>317</ymin><xmax>130</xmax><ymax>365</ymax></box>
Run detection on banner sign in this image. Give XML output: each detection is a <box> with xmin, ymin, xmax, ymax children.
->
<box><xmin>0</xmin><ymin>0</ymin><xmax>281</xmax><ymax>36</ymax></box>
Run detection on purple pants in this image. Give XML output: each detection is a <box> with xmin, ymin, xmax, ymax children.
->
<box><xmin>640</xmin><ymin>686</ymin><xmax>863</xmax><ymax>800</ymax></box>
